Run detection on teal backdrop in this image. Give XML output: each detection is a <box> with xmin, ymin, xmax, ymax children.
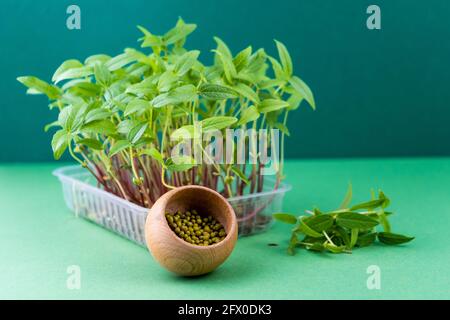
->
<box><xmin>1</xmin><ymin>0</ymin><xmax>449</xmax><ymax>162</ymax></box>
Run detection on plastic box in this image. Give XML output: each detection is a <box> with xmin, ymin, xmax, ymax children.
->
<box><xmin>53</xmin><ymin>165</ymin><xmax>291</xmax><ymax>246</ymax></box>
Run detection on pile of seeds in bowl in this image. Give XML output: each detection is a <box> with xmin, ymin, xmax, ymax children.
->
<box><xmin>166</xmin><ymin>210</ymin><xmax>227</xmax><ymax>246</ymax></box>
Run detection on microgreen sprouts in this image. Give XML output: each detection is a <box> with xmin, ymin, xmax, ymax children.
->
<box><xmin>274</xmin><ymin>184</ymin><xmax>414</xmax><ymax>255</ymax></box>
<box><xmin>17</xmin><ymin>18</ymin><xmax>315</xmax><ymax>208</ymax></box>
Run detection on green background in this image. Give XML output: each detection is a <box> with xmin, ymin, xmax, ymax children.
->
<box><xmin>2</xmin><ymin>0</ymin><xmax>450</xmax><ymax>161</ymax></box>
<box><xmin>1</xmin><ymin>0</ymin><xmax>450</xmax><ymax>300</ymax></box>
<box><xmin>1</xmin><ymin>158</ymin><xmax>449</xmax><ymax>299</ymax></box>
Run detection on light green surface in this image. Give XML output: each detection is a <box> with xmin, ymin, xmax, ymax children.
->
<box><xmin>1</xmin><ymin>158</ymin><xmax>449</xmax><ymax>299</ymax></box>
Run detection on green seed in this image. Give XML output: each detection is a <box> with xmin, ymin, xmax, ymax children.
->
<box><xmin>166</xmin><ymin>210</ymin><xmax>226</xmax><ymax>247</ymax></box>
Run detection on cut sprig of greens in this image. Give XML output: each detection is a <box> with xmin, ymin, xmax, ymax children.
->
<box><xmin>273</xmin><ymin>184</ymin><xmax>414</xmax><ymax>255</ymax></box>
<box><xmin>17</xmin><ymin>18</ymin><xmax>315</xmax><ymax>208</ymax></box>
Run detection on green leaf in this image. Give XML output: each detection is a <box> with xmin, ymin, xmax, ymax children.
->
<box><xmin>356</xmin><ymin>232</ymin><xmax>377</xmax><ymax>247</ymax></box>
<box><xmin>339</xmin><ymin>183</ymin><xmax>353</xmax><ymax>209</ymax></box>
<box><xmin>289</xmin><ymin>76</ymin><xmax>315</xmax><ymax>110</ymax></box>
<box><xmin>324</xmin><ymin>243</ymin><xmax>346</xmax><ymax>254</ymax></box>
<box><xmin>57</xmin><ymin>104</ymin><xmax>87</xmax><ymax>131</ymax></box>
<box><xmin>350</xmin><ymin>228</ymin><xmax>359</xmax><ymax>248</ymax></box>
<box><xmin>377</xmin><ymin>209</ymin><xmax>391</xmax><ymax>233</ymax></box>
<box><xmin>17</xmin><ymin>76</ymin><xmax>60</xmax><ymax>100</ymax></box>
<box><xmin>171</xmin><ymin>125</ymin><xmax>195</xmax><ymax>140</ymax></box>
<box><xmin>105</xmin><ymin>52</ymin><xmax>136</xmax><ymax>71</ymax></box>
<box><xmin>137</xmin><ymin>25</ymin><xmax>163</xmax><ymax>48</ymax></box>
<box><xmin>350</xmin><ymin>199</ymin><xmax>385</xmax><ymax>211</ymax></box>
<box><xmin>377</xmin><ymin>232</ymin><xmax>414</xmax><ymax>245</ymax></box>
<box><xmin>94</xmin><ymin>63</ymin><xmax>112</xmax><ymax>87</ymax></box>
<box><xmin>165</xmin><ymin>155</ymin><xmax>196</xmax><ymax>172</ymax></box>
<box><xmin>51</xmin><ymin>129</ymin><xmax>69</xmax><ymax>160</ymax></box>
<box><xmin>201</xmin><ymin>116</ymin><xmax>237</xmax><ymax>131</ymax></box>
<box><xmin>44</xmin><ymin>121</ymin><xmax>60</xmax><ymax>132</ymax></box>
<box><xmin>334</xmin><ymin>226</ymin><xmax>351</xmax><ymax>248</ymax></box>
<box><xmin>52</xmin><ymin>59</ymin><xmax>84</xmax><ymax>82</ymax></box>
<box><xmin>257</xmin><ymin>99</ymin><xmax>290</xmax><ymax>113</ymax></box>
<box><xmin>301</xmin><ymin>241</ymin><xmax>325</xmax><ymax>252</ymax></box>
<box><xmin>169</xmin><ymin>84</ymin><xmax>198</xmax><ymax>103</ymax></box>
<box><xmin>198</xmin><ymin>83</ymin><xmax>238</xmax><ymax>100</ymax></box>
<box><xmin>303</xmin><ymin>214</ymin><xmax>334</xmax><ymax>232</ymax></box>
<box><xmin>272</xmin><ymin>213</ymin><xmax>297</xmax><ymax>224</ymax></box>
<box><xmin>231</xmin><ymin>166</ymin><xmax>249</xmax><ymax>184</ymax></box>
<box><xmin>126</xmin><ymin>78</ymin><xmax>157</xmax><ymax>98</ymax></box>
<box><xmin>52</xmin><ymin>66</ymin><xmax>93</xmax><ymax>84</ymax></box>
<box><xmin>233</xmin><ymin>46</ymin><xmax>252</xmax><ymax>72</ymax></box>
<box><xmin>287</xmin><ymin>93</ymin><xmax>304</xmax><ymax>111</ymax></box>
<box><xmin>237</xmin><ymin>105</ymin><xmax>260</xmax><ymax>126</ymax></box>
<box><xmin>152</xmin><ymin>85</ymin><xmax>197</xmax><ymax>108</ymax></box>
<box><xmin>128</xmin><ymin>123</ymin><xmax>148</xmax><ymax>144</ymax></box>
<box><xmin>213</xmin><ymin>37</ymin><xmax>233</xmax><ymax>61</ymax></box>
<box><xmin>82</xmin><ymin>119</ymin><xmax>116</xmax><ymax>135</ymax></box>
<box><xmin>232</xmin><ymin>83</ymin><xmax>260</xmax><ymax>103</ymax></box>
<box><xmin>157</xmin><ymin>71</ymin><xmax>178</xmax><ymax>92</ymax></box>
<box><xmin>140</xmin><ymin>147</ymin><xmax>165</xmax><ymax>167</ymax></box>
<box><xmin>268</xmin><ymin>56</ymin><xmax>287</xmax><ymax>81</ymax></box>
<box><xmin>77</xmin><ymin>138</ymin><xmax>103</xmax><ymax>150</ymax></box>
<box><xmin>174</xmin><ymin>50</ymin><xmax>200</xmax><ymax>76</ymax></box>
<box><xmin>163</xmin><ymin>17</ymin><xmax>196</xmax><ymax>45</ymax></box>
<box><xmin>379</xmin><ymin>190</ymin><xmax>391</xmax><ymax>208</ymax></box>
<box><xmin>66</xmin><ymin>81</ymin><xmax>102</xmax><ymax>97</ymax></box>
<box><xmin>214</xmin><ymin>50</ymin><xmax>237</xmax><ymax>83</ymax></box>
<box><xmin>151</xmin><ymin>93</ymin><xmax>172</xmax><ymax>108</ymax></box>
<box><xmin>294</xmin><ymin>218</ymin><xmax>323</xmax><ymax>238</ymax></box>
<box><xmin>274</xmin><ymin>40</ymin><xmax>293</xmax><ymax>77</ymax></box>
<box><xmin>124</xmin><ymin>99</ymin><xmax>152</xmax><ymax>116</ymax></box>
<box><xmin>336</xmin><ymin>212</ymin><xmax>379</xmax><ymax>229</ymax></box>
<box><xmin>84</xmin><ymin>54</ymin><xmax>111</xmax><ymax>66</ymax></box>
<box><xmin>84</xmin><ymin>108</ymin><xmax>112</xmax><ymax>124</ymax></box>
<box><xmin>287</xmin><ymin>233</ymin><xmax>298</xmax><ymax>255</ymax></box>
<box><xmin>109</xmin><ymin>140</ymin><xmax>131</xmax><ymax>157</ymax></box>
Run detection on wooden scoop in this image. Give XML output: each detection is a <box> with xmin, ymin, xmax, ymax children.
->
<box><xmin>145</xmin><ymin>185</ymin><xmax>238</xmax><ymax>276</ymax></box>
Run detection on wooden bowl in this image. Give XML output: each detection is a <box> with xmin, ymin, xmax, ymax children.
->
<box><xmin>145</xmin><ymin>185</ymin><xmax>238</xmax><ymax>276</ymax></box>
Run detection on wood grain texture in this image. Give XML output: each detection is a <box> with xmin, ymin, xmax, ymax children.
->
<box><xmin>145</xmin><ymin>185</ymin><xmax>238</xmax><ymax>276</ymax></box>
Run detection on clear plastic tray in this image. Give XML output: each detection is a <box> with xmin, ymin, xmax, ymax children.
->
<box><xmin>53</xmin><ymin>165</ymin><xmax>291</xmax><ymax>246</ymax></box>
